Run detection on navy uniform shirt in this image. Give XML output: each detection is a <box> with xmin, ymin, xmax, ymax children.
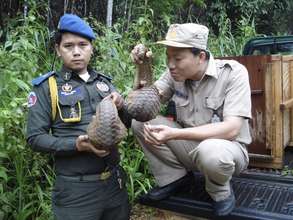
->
<box><xmin>26</xmin><ymin>67</ymin><xmax>131</xmax><ymax>176</ymax></box>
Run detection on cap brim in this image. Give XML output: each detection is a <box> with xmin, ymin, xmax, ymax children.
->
<box><xmin>156</xmin><ymin>40</ymin><xmax>193</xmax><ymax>48</ymax></box>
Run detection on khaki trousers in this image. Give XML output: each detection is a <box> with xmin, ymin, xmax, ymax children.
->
<box><xmin>132</xmin><ymin>116</ymin><xmax>249</xmax><ymax>201</ymax></box>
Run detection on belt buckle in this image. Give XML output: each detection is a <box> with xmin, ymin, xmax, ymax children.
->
<box><xmin>100</xmin><ymin>171</ymin><xmax>111</xmax><ymax>180</ymax></box>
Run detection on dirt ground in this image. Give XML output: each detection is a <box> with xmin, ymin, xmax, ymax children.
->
<box><xmin>130</xmin><ymin>204</ymin><xmax>209</xmax><ymax>220</ymax></box>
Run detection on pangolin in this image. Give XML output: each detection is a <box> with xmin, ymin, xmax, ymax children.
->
<box><xmin>87</xmin><ymin>97</ymin><xmax>127</xmax><ymax>150</ymax></box>
<box><xmin>133</xmin><ymin>44</ymin><xmax>153</xmax><ymax>90</ymax></box>
<box><xmin>126</xmin><ymin>44</ymin><xmax>161</xmax><ymax>122</ymax></box>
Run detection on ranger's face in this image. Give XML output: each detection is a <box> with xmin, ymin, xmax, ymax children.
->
<box><xmin>56</xmin><ymin>33</ymin><xmax>93</xmax><ymax>74</ymax></box>
<box><xmin>166</xmin><ymin>47</ymin><xmax>207</xmax><ymax>81</ymax></box>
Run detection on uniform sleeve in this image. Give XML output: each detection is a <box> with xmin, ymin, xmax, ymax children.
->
<box><xmin>154</xmin><ymin>70</ymin><xmax>175</xmax><ymax>103</ymax></box>
<box><xmin>26</xmin><ymin>83</ymin><xmax>77</xmax><ymax>156</ymax></box>
<box><xmin>106</xmin><ymin>79</ymin><xmax>132</xmax><ymax>128</ymax></box>
<box><xmin>223</xmin><ymin>62</ymin><xmax>252</xmax><ymax>119</ymax></box>
<box><xmin>118</xmin><ymin>104</ymin><xmax>132</xmax><ymax>128</ymax></box>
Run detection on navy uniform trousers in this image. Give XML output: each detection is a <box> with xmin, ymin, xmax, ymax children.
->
<box><xmin>52</xmin><ymin>166</ymin><xmax>129</xmax><ymax>220</ymax></box>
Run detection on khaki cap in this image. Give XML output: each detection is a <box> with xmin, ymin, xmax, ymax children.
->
<box><xmin>157</xmin><ymin>23</ymin><xmax>209</xmax><ymax>50</ymax></box>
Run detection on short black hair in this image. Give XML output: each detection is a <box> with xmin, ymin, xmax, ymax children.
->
<box><xmin>54</xmin><ymin>30</ymin><xmax>92</xmax><ymax>45</ymax></box>
<box><xmin>54</xmin><ymin>31</ymin><xmax>63</xmax><ymax>45</ymax></box>
<box><xmin>191</xmin><ymin>47</ymin><xmax>210</xmax><ymax>60</ymax></box>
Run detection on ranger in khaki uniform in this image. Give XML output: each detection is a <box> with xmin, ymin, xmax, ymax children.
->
<box><xmin>131</xmin><ymin>23</ymin><xmax>251</xmax><ymax>216</ymax></box>
<box><xmin>26</xmin><ymin>14</ymin><xmax>130</xmax><ymax>220</ymax></box>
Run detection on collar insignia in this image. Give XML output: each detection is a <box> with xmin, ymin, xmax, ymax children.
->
<box><xmin>64</xmin><ymin>72</ymin><xmax>71</xmax><ymax>81</ymax></box>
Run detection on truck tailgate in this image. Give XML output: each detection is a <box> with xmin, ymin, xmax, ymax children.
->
<box><xmin>140</xmin><ymin>171</ymin><xmax>293</xmax><ymax>220</ymax></box>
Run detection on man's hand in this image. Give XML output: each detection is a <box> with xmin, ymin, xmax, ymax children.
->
<box><xmin>76</xmin><ymin>135</ymin><xmax>109</xmax><ymax>157</ymax></box>
<box><xmin>143</xmin><ymin>123</ymin><xmax>176</xmax><ymax>145</ymax></box>
<box><xmin>109</xmin><ymin>92</ymin><xmax>124</xmax><ymax>110</ymax></box>
<box><xmin>131</xmin><ymin>44</ymin><xmax>152</xmax><ymax>65</ymax></box>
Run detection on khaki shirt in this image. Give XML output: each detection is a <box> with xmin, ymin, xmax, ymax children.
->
<box><xmin>154</xmin><ymin>54</ymin><xmax>252</xmax><ymax>145</ymax></box>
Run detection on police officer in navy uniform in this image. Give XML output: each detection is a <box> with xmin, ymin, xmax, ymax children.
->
<box><xmin>26</xmin><ymin>14</ymin><xmax>130</xmax><ymax>220</ymax></box>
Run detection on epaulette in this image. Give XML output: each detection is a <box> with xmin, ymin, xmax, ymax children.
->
<box><xmin>98</xmin><ymin>72</ymin><xmax>113</xmax><ymax>82</ymax></box>
<box><xmin>31</xmin><ymin>71</ymin><xmax>56</xmax><ymax>86</ymax></box>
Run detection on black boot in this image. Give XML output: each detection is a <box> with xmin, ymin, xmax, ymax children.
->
<box><xmin>212</xmin><ymin>185</ymin><xmax>235</xmax><ymax>216</ymax></box>
<box><xmin>146</xmin><ymin>173</ymin><xmax>192</xmax><ymax>200</ymax></box>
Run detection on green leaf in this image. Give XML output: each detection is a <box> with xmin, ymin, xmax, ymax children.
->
<box><xmin>0</xmin><ymin>169</ymin><xmax>8</xmax><ymax>182</ymax></box>
<box><xmin>0</xmin><ymin>152</ymin><xmax>8</xmax><ymax>159</ymax></box>
<box><xmin>12</xmin><ymin>79</ymin><xmax>30</xmax><ymax>92</ymax></box>
<box><xmin>4</xmin><ymin>41</ymin><xmax>12</xmax><ymax>49</ymax></box>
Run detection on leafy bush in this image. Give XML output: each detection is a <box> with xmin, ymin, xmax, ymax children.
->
<box><xmin>0</xmin><ymin>9</ymin><xmax>55</xmax><ymax>219</ymax></box>
<box><xmin>208</xmin><ymin>14</ymin><xmax>257</xmax><ymax>57</ymax></box>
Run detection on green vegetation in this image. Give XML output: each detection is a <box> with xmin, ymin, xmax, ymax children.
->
<box><xmin>0</xmin><ymin>0</ymin><xmax>291</xmax><ymax>219</ymax></box>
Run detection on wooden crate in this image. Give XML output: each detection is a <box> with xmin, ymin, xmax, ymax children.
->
<box><xmin>220</xmin><ymin>55</ymin><xmax>293</xmax><ymax>169</ymax></box>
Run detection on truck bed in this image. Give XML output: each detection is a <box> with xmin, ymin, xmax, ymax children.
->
<box><xmin>140</xmin><ymin>170</ymin><xmax>293</xmax><ymax>220</ymax></box>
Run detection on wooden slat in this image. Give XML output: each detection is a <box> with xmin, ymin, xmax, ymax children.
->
<box><xmin>282</xmin><ymin>59</ymin><xmax>290</xmax><ymax>147</ymax></box>
<box><xmin>289</xmin><ymin>58</ymin><xmax>293</xmax><ymax>147</ymax></box>
<box><xmin>265</xmin><ymin>61</ymin><xmax>273</xmax><ymax>150</ymax></box>
<box><xmin>282</xmin><ymin>55</ymin><xmax>293</xmax><ymax>61</ymax></box>
<box><xmin>249</xmin><ymin>158</ymin><xmax>283</xmax><ymax>169</ymax></box>
<box><xmin>271</xmin><ymin>57</ymin><xmax>283</xmax><ymax>166</ymax></box>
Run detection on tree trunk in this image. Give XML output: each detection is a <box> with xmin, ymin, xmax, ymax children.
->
<box><xmin>48</xmin><ymin>0</ymin><xmax>64</xmax><ymax>30</ymax></box>
<box><xmin>106</xmin><ymin>0</ymin><xmax>113</xmax><ymax>27</ymax></box>
<box><xmin>126</xmin><ymin>0</ymin><xmax>133</xmax><ymax>31</ymax></box>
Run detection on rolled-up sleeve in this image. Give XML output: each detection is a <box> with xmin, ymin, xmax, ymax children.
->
<box><xmin>154</xmin><ymin>70</ymin><xmax>175</xmax><ymax>103</ymax></box>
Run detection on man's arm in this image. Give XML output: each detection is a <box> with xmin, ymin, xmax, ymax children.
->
<box><xmin>26</xmin><ymin>84</ymin><xmax>79</xmax><ymax>156</ymax></box>
<box><xmin>27</xmin><ymin>134</ymin><xmax>77</xmax><ymax>155</ymax></box>
<box><xmin>143</xmin><ymin>116</ymin><xmax>244</xmax><ymax>145</ymax></box>
<box><xmin>109</xmin><ymin>90</ymin><xmax>132</xmax><ymax>129</ymax></box>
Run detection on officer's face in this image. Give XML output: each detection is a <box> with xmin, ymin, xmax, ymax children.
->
<box><xmin>166</xmin><ymin>47</ymin><xmax>207</xmax><ymax>81</ymax></box>
<box><xmin>56</xmin><ymin>33</ymin><xmax>93</xmax><ymax>74</ymax></box>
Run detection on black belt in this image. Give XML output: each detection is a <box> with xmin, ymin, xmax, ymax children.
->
<box><xmin>58</xmin><ymin>169</ymin><xmax>114</xmax><ymax>181</ymax></box>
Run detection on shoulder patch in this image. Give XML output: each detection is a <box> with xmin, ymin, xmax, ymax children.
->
<box><xmin>27</xmin><ymin>91</ymin><xmax>37</xmax><ymax>107</ymax></box>
<box><xmin>31</xmin><ymin>71</ymin><xmax>55</xmax><ymax>86</ymax></box>
<box><xmin>98</xmin><ymin>72</ymin><xmax>112</xmax><ymax>82</ymax></box>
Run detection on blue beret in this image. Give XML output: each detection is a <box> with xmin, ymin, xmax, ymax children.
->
<box><xmin>58</xmin><ymin>14</ymin><xmax>96</xmax><ymax>40</ymax></box>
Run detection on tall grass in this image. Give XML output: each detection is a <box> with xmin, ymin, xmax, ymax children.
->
<box><xmin>209</xmin><ymin>14</ymin><xmax>257</xmax><ymax>57</ymax></box>
<box><xmin>0</xmin><ymin>7</ymin><xmax>60</xmax><ymax>220</ymax></box>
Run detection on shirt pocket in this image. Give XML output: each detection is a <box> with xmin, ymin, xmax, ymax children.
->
<box><xmin>58</xmin><ymin>86</ymin><xmax>85</xmax><ymax>120</ymax></box>
<box><xmin>205</xmin><ymin>96</ymin><xmax>225</xmax><ymax>123</ymax></box>
<box><xmin>172</xmin><ymin>96</ymin><xmax>191</xmax><ymax>126</ymax></box>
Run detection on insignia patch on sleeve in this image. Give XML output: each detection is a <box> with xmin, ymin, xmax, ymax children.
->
<box><xmin>27</xmin><ymin>91</ymin><xmax>37</xmax><ymax>107</ymax></box>
<box><xmin>96</xmin><ymin>81</ymin><xmax>109</xmax><ymax>92</ymax></box>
